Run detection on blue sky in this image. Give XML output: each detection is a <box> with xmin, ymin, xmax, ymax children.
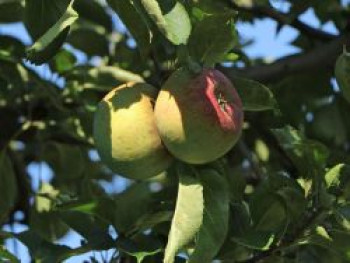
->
<box><xmin>1</xmin><ymin>1</ymin><xmax>350</xmax><ymax>262</ymax></box>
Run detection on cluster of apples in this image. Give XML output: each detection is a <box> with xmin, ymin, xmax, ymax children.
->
<box><xmin>93</xmin><ymin>67</ymin><xmax>244</xmax><ymax>180</ymax></box>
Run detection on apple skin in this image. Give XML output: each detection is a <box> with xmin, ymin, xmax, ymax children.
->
<box><xmin>93</xmin><ymin>82</ymin><xmax>173</xmax><ymax>180</ymax></box>
<box><xmin>154</xmin><ymin>68</ymin><xmax>243</xmax><ymax>164</ymax></box>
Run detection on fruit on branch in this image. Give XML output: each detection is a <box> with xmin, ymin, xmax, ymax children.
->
<box><xmin>154</xmin><ymin>68</ymin><xmax>243</xmax><ymax>164</ymax></box>
<box><xmin>93</xmin><ymin>82</ymin><xmax>173</xmax><ymax>180</ymax></box>
<box><xmin>335</xmin><ymin>48</ymin><xmax>350</xmax><ymax>103</ymax></box>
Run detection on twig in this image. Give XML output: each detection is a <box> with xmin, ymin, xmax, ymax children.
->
<box><xmin>228</xmin><ymin>1</ymin><xmax>336</xmax><ymax>41</ymax></box>
<box><xmin>220</xmin><ymin>32</ymin><xmax>350</xmax><ymax>83</ymax></box>
<box><xmin>238</xmin><ymin>208</ymin><xmax>323</xmax><ymax>263</ymax></box>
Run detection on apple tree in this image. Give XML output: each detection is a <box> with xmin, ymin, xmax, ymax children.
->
<box><xmin>1</xmin><ymin>0</ymin><xmax>350</xmax><ymax>262</ymax></box>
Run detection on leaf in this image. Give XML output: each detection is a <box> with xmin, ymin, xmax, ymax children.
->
<box><xmin>248</xmin><ymin>173</ymin><xmax>293</xmax><ymax>233</ymax></box>
<box><xmin>231</xmin><ymin>230</ymin><xmax>275</xmax><ymax>251</ymax></box>
<box><xmin>73</xmin><ymin>0</ymin><xmax>112</xmax><ymax>32</ymax></box>
<box><xmin>59</xmin><ymin>211</ymin><xmax>115</xmax><ymax>250</ymax></box>
<box><xmin>325</xmin><ymin>164</ymin><xmax>348</xmax><ymax>189</ymax></box>
<box><xmin>310</xmin><ymin>103</ymin><xmax>347</xmax><ymax>146</ymax></box>
<box><xmin>188</xmin><ymin>12</ymin><xmax>238</xmax><ymax>66</ymax></box>
<box><xmin>324</xmin><ymin>163</ymin><xmax>350</xmax><ymax>199</ymax></box>
<box><xmin>276</xmin><ymin>186</ymin><xmax>307</xmax><ymax>221</ymax></box>
<box><xmin>188</xmin><ymin>168</ymin><xmax>230</xmax><ymax>263</ymax></box>
<box><xmin>335</xmin><ymin>49</ymin><xmax>350</xmax><ymax>104</ymax></box>
<box><xmin>250</xmin><ymin>193</ymin><xmax>287</xmax><ymax>232</ymax></box>
<box><xmin>117</xmin><ymin>235</ymin><xmax>163</xmax><ymax>263</ymax></box>
<box><xmin>128</xmin><ymin>211</ymin><xmax>173</xmax><ymax>236</ymax></box>
<box><xmin>58</xmin><ymin>200</ymin><xmax>98</xmax><ymax>214</ymax></box>
<box><xmin>0</xmin><ymin>0</ymin><xmax>23</xmax><ymax>23</ymax></box>
<box><xmin>334</xmin><ymin>204</ymin><xmax>350</xmax><ymax>231</ymax></box>
<box><xmin>140</xmin><ymin>0</ymin><xmax>191</xmax><ymax>45</ymax></box>
<box><xmin>164</xmin><ymin>164</ymin><xmax>204</xmax><ymax>263</ymax></box>
<box><xmin>30</xmin><ymin>184</ymin><xmax>68</xmax><ymax>241</ymax></box>
<box><xmin>0</xmin><ymin>152</ymin><xmax>18</xmax><ymax>224</ymax></box>
<box><xmin>112</xmin><ymin>182</ymin><xmax>154</xmax><ymax>234</ymax></box>
<box><xmin>298</xmin><ymin>228</ymin><xmax>350</xmax><ymax>261</ymax></box>
<box><xmin>49</xmin><ymin>48</ymin><xmax>76</xmax><ymax>74</ymax></box>
<box><xmin>66</xmin><ymin>65</ymin><xmax>144</xmax><ymax>90</ymax></box>
<box><xmin>232</xmin><ymin>76</ymin><xmax>277</xmax><ymax>111</ymax></box>
<box><xmin>107</xmin><ymin>0</ymin><xmax>151</xmax><ymax>56</ymax></box>
<box><xmin>24</xmin><ymin>0</ymin><xmax>79</xmax><ymax>64</ymax></box>
<box><xmin>272</xmin><ymin>126</ymin><xmax>329</xmax><ymax>177</ymax></box>
<box><xmin>16</xmin><ymin>230</ymin><xmax>73</xmax><ymax>263</ymax></box>
<box><xmin>0</xmin><ymin>246</ymin><xmax>19</xmax><ymax>263</ymax></box>
<box><xmin>0</xmin><ymin>35</ymin><xmax>26</xmax><ymax>59</ymax></box>
<box><xmin>67</xmin><ymin>27</ymin><xmax>109</xmax><ymax>57</ymax></box>
<box><xmin>42</xmin><ymin>142</ymin><xmax>86</xmax><ymax>182</ymax></box>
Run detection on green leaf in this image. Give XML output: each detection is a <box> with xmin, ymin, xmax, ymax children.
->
<box><xmin>0</xmin><ymin>35</ymin><xmax>26</xmax><ymax>59</ymax></box>
<box><xmin>232</xmin><ymin>76</ymin><xmax>277</xmax><ymax>111</ymax></box>
<box><xmin>128</xmin><ymin>211</ymin><xmax>173</xmax><ymax>236</ymax></box>
<box><xmin>164</xmin><ymin>164</ymin><xmax>204</xmax><ymax>263</ymax></box>
<box><xmin>49</xmin><ymin>48</ymin><xmax>76</xmax><ymax>74</ymax></box>
<box><xmin>334</xmin><ymin>204</ymin><xmax>350</xmax><ymax>231</ymax></box>
<box><xmin>0</xmin><ymin>0</ymin><xmax>23</xmax><ymax>23</ymax></box>
<box><xmin>188</xmin><ymin>12</ymin><xmax>238</xmax><ymax>66</ymax></box>
<box><xmin>73</xmin><ymin>0</ymin><xmax>112</xmax><ymax>32</ymax></box>
<box><xmin>325</xmin><ymin>164</ymin><xmax>349</xmax><ymax>189</ymax></box>
<box><xmin>59</xmin><ymin>211</ymin><xmax>114</xmax><ymax>250</ymax></box>
<box><xmin>67</xmin><ymin>27</ymin><xmax>109</xmax><ymax>57</ymax></box>
<box><xmin>24</xmin><ymin>0</ymin><xmax>78</xmax><ymax>64</ymax></box>
<box><xmin>0</xmin><ymin>60</ymin><xmax>29</xmax><ymax>88</ymax></box>
<box><xmin>30</xmin><ymin>184</ymin><xmax>68</xmax><ymax>241</ymax></box>
<box><xmin>66</xmin><ymin>65</ymin><xmax>144</xmax><ymax>90</ymax></box>
<box><xmin>231</xmin><ymin>230</ymin><xmax>275</xmax><ymax>251</ymax></box>
<box><xmin>140</xmin><ymin>0</ymin><xmax>191</xmax><ymax>45</ymax></box>
<box><xmin>58</xmin><ymin>200</ymin><xmax>98</xmax><ymax>214</ymax></box>
<box><xmin>276</xmin><ymin>186</ymin><xmax>307</xmax><ymax>221</ymax></box>
<box><xmin>112</xmin><ymin>182</ymin><xmax>154</xmax><ymax>234</ymax></box>
<box><xmin>298</xmin><ymin>227</ymin><xmax>350</xmax><ymax>261</ymax></box>
<box><xmin>272</xmin><ymin>126</ymin><xmax>329</xmax><ymax>177</ymax></box>
<box><xmin>0</xmin><ymin>246</ymin><xmax>19</xmax><ymax>263</ymax></box>
<box><xmin>324</xmin><ymin>163</ymin><xmax>350</xmax><ymax>199</ymax></box>
<box><xmin>107</xmin><ymin>0</ymin><xmax>151</xmax><ymax>56</ymax></box>
<box><xmin>250</xmin><ymin>193</ymin><xmax>287</xmax><ymax>232</ymax></box>
<box><xmin>188</xmin><ymin>168</ymin><xmax>230</xmax><ymax>263</ymax></box>
<box><xmin>16</xmin><ymin>230</ymin><xmax>73</xmax><ymax>263</ymax></box>
<box><xmin>42</xmin><ymin>142</ymin><xmax>86</xmax><ymax>182</ymax></box>
<box><xmin>0</xmin><ymin>152</ymin><xmax>18</xmax><ymax>224</ymax></box>
<box><xmin>117</xmin><ymin>235</ymin><xmax>163</xmax><ymax>263</ymax></box>
<box><xmin>335</xmin><ymin>48</ymin><xmax>350</xmax><ymax>103</ymax></box>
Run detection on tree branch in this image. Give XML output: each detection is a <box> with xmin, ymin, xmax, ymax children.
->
<box><xmin>228</xmin><ymin>2</ymin><xmax>337</xmax><ymax>41</ymax></box>
<box><xmin>220</xmin><ymin>33</ymin><xmax>350</xmax><ymax>83</ymax></box>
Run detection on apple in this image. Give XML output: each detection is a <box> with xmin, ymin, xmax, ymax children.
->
<box><xmin>93</xmin><ymin>82</ymin><xmax>173</xmax><ymax>180</ymax></box>
<box><xmin>154</xmin><ymin>68</ymin><xmax>243</xmax><ymax>164</ymax></box>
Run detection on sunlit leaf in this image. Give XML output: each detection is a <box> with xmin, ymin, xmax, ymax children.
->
<box><xmin>189</xmin><ymin>12</ymin><xmax>238</xmax><ymax>66</ymax></box>
<box><xmin>24</xmin><ymin>0</ymin><xmax>78</xmax><ymax>64</ymax></box>
<box><xmin>140</xmin><ymin>0</ymin><xmax>191</xmax><ymax>45</ymax></box>
<box><xmin>164</xmin><ymin>164</ymin><xmax>204</xmax><ymax>263</ymax></box>
<box><xmin>232</xmin><ymin>76</ymin><xmax>277</xmax><ymax>111</ymax></box>
<box><xmin>188</xmin><ymin>168</ymin><xmax>230</xmax><ymax>262</ymax></box>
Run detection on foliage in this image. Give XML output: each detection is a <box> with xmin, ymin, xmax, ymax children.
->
<box><xmin>0</xmin><ymin>0</ymin><xmax>350</xmax><ymax>262</ymax></box>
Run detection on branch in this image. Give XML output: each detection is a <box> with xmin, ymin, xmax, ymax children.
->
<box><xmin>220</xmin><ymin>33</ymin><xmax>350</xmax><ymax>83</ymax></box>
<box><xmin>229</xmin><ymin>2</ymin><xmax>337</xmax><ymax>41</ymax></box>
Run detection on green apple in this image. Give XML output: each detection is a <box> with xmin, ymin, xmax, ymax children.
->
<box><xmin>93</xmin><ymin>82</ymin><xmax>173</xmax><ymax>179</ymax></box>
